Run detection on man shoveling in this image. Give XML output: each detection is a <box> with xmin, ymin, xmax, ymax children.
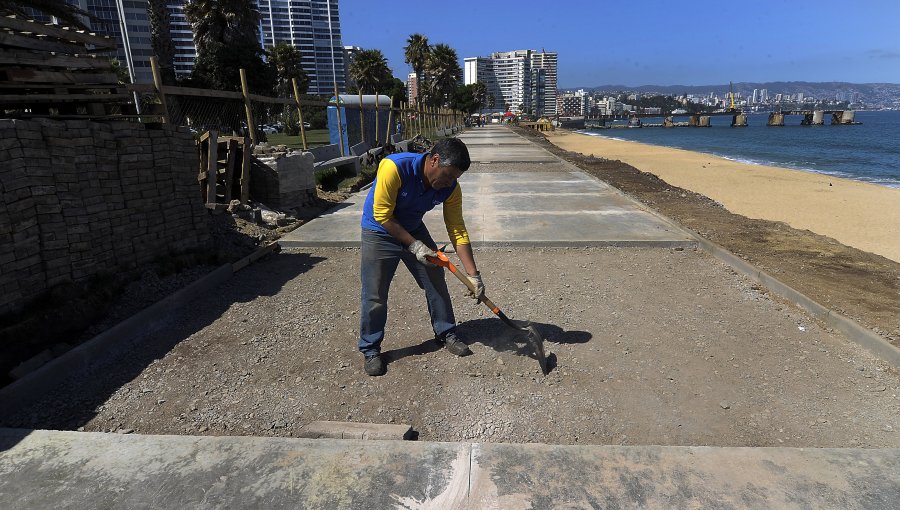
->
<box><xmin>358</xmin><ymin>138</ymin><xmax>483</xmax><ymax>376</ymax></box>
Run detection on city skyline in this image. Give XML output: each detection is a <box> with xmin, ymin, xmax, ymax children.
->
<box><xmin>338</xmin><ymin>0</ymin><xmax>900</xmax><ymax>88</ymax></box>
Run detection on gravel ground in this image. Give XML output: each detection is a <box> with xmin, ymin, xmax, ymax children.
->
<box><xmin>7</xmin><ymin>247</ymin><xmax>898</xmax><ymax>448</ymax></box>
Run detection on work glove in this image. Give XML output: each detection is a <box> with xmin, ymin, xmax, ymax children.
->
<box><xmin>465</xmin><ymin>272</ymin><xmax>485</xmax><ymax>301</ymax></box>
<box><xmin>407</xmin><ymin>240</ymin><xmax>437</xmax><ymax>265</ymax></box>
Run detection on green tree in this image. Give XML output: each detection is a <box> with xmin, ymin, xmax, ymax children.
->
<box><xmin>403</xmin><ymin>33</ymin><xmax>430</xmax><ymax>106</ymax></box>
<box><xmin>382</xmin><ymin>77</ymin><xmax>408</xmax><ymax>106</ymax></box>
<box><xmin>451</xmin><ymin>84</ymin><xmax>484</xmax><ymax>115</ymax></box>
<box><xmin>425</xmin><ymin>43</ymin><xmax>461</xmax><ymax>107</ymax></box>
<box><xmin>348</xmin><ymin>49</ymin><xmax>391</xmax><ymax>94</ymax></box>
<box><xmin>184</xmin><ymin>0</ymin><xmax>274</xmax><ymax>93</ymax></box>
<box><xmin>487</xmin><ymin>93</ymin><xmax>496</xmax><ymax>110</ymax></box>
<box><xmin>471</xmin><ymin>81</ymin><xmax>487</xmax><ymax>114</ymax></box>
<box><xmin>146</xmin><ymin>0</ymin><xmax>177</xmax><ymax>86</ymax></box>
<box><xmin>267</xmin><ymin>42</ymin><xmax>308</xmax><ymax>97</ymax></box>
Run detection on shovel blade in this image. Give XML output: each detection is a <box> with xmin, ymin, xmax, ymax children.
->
<box><xmin>519</xmin><ymin>322</ymin><xmax>548</xmax><ymax>375</ymax></box>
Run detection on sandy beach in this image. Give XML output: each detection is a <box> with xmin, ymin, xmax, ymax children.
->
<box><xmin>546</xmin><ymin>130</ymin><xmax>900</xmax><ymax>263</ymax></box>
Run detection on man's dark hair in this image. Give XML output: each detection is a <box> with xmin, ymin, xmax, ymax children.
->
<box><xmin>431</xmin><ymin>138</ymin><xmax>471</xmax><ymax>171</ymax></box>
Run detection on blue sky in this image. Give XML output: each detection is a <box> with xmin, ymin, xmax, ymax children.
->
<box><xmin>337</xmin><ymin>0</ymin><xmax>900</xmax><ymax>87</ymax></box>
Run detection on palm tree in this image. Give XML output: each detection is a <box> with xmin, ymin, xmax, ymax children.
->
<box><xmin>472</xmin><ymin>81</ymin><xmax>487</xmax><ymax>116</ymax></box>
<box><xmin>184</xmin><ymin>0</ymin><xmax>260</xmax><ymax>54</ymax></box>
<box><xmin>183</xmin><ymin>0</ymin><xmax>272</xmax><ymax>93</ymax></box>
<box><xmin>425</xmin><ymin>43</ymin><xmax>461</xmax><ymax>107</ymax></box>
<box><xmin>348</xmin><ymin>49</ymin><xmax>390</xmax><ymax>144</ymax></box>
<box><xmin>403</xmin><ymin>33</ymin><xmax>429</xmax><ymax>107</ymax></box>
<box><xmin>349</xmin><ymin>49</ymin><xmax>391</xmax><ymax>94</ymax></box>
<box><xmin>267</xmin><ymin>42</ymin><xmax>308</xmax><ymax>97</ymax></box>
<box><xmin>147</xmin><ymin>0</ymin><xmax>176</xmax><ymax>86</ymax></box>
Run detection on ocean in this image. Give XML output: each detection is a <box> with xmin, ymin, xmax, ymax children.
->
<box><xmin>575</xmin><ymin>110</ymin><xmax>900</xmax><ymax>189</ymax></box>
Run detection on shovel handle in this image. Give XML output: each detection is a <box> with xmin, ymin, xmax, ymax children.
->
<box><xmin>427</xmin><ymin>251</ymin><xmax>514</xmax><ymax>326</ymax></box>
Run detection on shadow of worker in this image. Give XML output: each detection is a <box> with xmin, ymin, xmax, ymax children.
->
<box><xmin>455</xmin><ymin>318</ymin><xmax>591</xmax><ymax>374</ymax></box>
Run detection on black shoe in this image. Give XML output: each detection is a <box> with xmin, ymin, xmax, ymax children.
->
<box><xmin>441</xmin><ymin>333</ymin><xmax>473</xmax><ymax>357</ymax></box>
<box><xmin>364</xmin><ymin>354</ymin><xmax>385</xmax><ymax>376</ymax></box>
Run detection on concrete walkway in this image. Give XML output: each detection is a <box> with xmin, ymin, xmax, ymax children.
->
<box><xmin>281</xmin><ymin>126</ymin><xmax>694</xmax><ymax>247</ymax></box>
<box><xmin>2</xmin><ymin>429</ymin><xmax>898</xmax><ymax>509</ymax></box>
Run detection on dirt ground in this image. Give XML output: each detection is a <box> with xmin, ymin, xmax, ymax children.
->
<box><xmin>515</xmin><ymin>127</ymin><xmax>900</xmax><ymax>347</ymax></box>
<box><xmin>5</xmin><ymin>246</ymin><xmax>898</xmax><ymax>447</ymax></box>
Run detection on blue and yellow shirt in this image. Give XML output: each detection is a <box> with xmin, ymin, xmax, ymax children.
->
<box><xmin>361</xmin><ymin>152</ymin><xmax>470</xmax><ymax>245</ymax></box>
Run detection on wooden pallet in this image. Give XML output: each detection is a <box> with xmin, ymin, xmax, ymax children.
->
<box><xmin>0</xmin><ymin>15</ymin><xmax>127</xmax><ymax>117</ymax></box>
<box><xmin>198</xmin><ymin>131</ymin><xmax>251</xmax><ymax>207</ymax></box>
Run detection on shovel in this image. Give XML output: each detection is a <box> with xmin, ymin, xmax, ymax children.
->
<box><xmin>426</xmin><ymin>250</ymin><xmax>549</xmax><ymax>375</ymax></box>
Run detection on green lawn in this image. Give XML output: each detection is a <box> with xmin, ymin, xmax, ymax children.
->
<box><xmin>266</xmin><ymin>129</ymin><xmax>330</xmax><ymax>149</ymax></box>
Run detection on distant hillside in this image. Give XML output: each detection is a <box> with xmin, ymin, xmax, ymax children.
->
<box><xmin>579</xmin><ymin>81</ymin><xmax>900</xmax><ymax>105</ymax></box>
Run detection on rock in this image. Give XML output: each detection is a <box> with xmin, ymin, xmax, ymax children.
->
<box><xmin>719</xmin><ymin>402</ymin><xmax>730</xmax><ymax>409</ymax></box>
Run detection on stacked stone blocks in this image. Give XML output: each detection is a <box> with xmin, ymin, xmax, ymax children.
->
<box><xmin>0</xmin><ymin>119</ymin><xmax>210</xmax><ymax>317</ymax></box>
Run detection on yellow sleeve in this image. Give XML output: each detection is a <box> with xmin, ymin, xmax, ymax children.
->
<box><xmin>372</xmin><ymin>159</ymin><xmax>402</xmax><ymax>225</ymax></box>
<box><xmin>443</xmin><ymin>185</ymin><xmax>471</xmax><ymax>245</ymax></box>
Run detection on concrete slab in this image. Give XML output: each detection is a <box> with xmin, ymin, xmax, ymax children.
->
<box><xmin>280</xmin><ymin>172</ymin><xmax>694</xmax><ymax>248</ymax></box>
<box><xmin>297</xmin><ymin>421</ymin><xmax>413</xmax><ymax>440</ymax></box>
<box><xmin>2</xmin><ymin>429</ymin><xmax>897</xmax><ymax>509</ymax></box>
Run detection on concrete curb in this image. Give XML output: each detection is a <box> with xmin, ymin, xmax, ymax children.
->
<box><xmin>279</xmin><ymin>239</ymin><xmax>699</xmax><ymax>249</ymax></box>
<box><xmin>692</xmin><ymin>236</ymin><xmax>900</xmax><ymax>367</ymax></box>
<box><xmin>0</xmin><ymin>242</ymin><xmax>281</xmax><ymax>418</ymax></box>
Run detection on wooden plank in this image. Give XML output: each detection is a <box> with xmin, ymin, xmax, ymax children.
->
<box><xmin>198</xmin><ymin>139</ymin><xmax>209</xmax><ymax>200</ymax></box>
<box><xmin>240</xmin><ymin>136</ymin><xmax>251</xmax><ymax>204</ymax></box>
<box><xmin>0</xmin><ymin>82</ymin><xmax>120</xmax><ymax>90</ymax></box>
<box><xmin>247</xmin><ymin>93</ymin><xmax>293</xmax><ymax>105</ymax></box>
<box><xmin>0</xmin><ymin>32</ymin><xmax>103</xmax><ymax>54</ymax></box>
<box><xmin>206</xmin><ymin>131</ymin><xmax>218</xmax><ymax>204</ymax></box>
<box><xmin>0</xmin><ymin>50</ymin><xmax>112</xmax><ymax>69</ymax></box>
<box><xmin>159</xmin><ymin>85</ymin><xmax>243</xmax><ymax>100</ymax></box>
<box><xmin>0</xmin><ymin>92</ymin><xmax>129</xmax><ymax>104</ymax></box>
<box><xmin>126</xmin><ymin>83</ymin><xmax>155</xmax><ymax>93</ymax></box>
<box><xmin>0</xmin><ymin>16</ymin><xmax>116</xmax><ymax>49</ymax></box>
<box><xmin>224</xmin><ymin>139</ymin><xmax>237</xmax><ymax>203</ymax></box>
<box><xmin>2</xmin><ymin>69</ymin><xmax>118</xmax><ymax>85</ymax></box>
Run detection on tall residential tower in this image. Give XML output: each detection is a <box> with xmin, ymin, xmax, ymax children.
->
<box><xmin>464</xmin><ymin>49</ymin><xmax>557</xmax><ymax>116</ymax></box>
<box><xmin>66</xmin><ymin>0</ymin><xmax>346</xmax><ymax>95</ymax></box>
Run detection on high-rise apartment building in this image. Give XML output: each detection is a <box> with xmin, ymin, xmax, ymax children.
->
<box><xmin>342</xmin><ymin>45</ymin><xmax>361</xmax><ymax>89</ymax></box>
<box><xmin>68</xmin><ymin>0</ymin><xmax>346</xmax><ymax>95</ymax></box>
<box><xmin>257</xmin><ymin>0</ymin><xmax>345</xmax><ymax>95</ymax></box>
<box><xmin>407</xmin><ymin>72</ymin><xmax>419</xmax><ymax>105</ymax></box>
<box><xmin>464</xmin><ymin>49</ymin><xmax>557</xmax><ymax>116</ymax></box>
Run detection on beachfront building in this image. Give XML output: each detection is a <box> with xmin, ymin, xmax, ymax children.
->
<box><xmin>65</xmin><ymin>0</ymin><xmax>346</xmax><ymax>94</ymax></box>
<box><xmin>343</xmin><ymin>45</ymin><xmax>361</xmax><ymax>89</ymax></box>
<box><xmin>558</xmin><ymin>90</ymin><xmax>589</xmax><ymax>116</ymax></box>
<box><xmin>464</xmin><ymin>49</ymin><xmax>558</xmax><ymax>116</ymax></box>
<box><xmin>257</xmin><ymin>0</ymin><xmax>346</xmax><ymax>95</ymax></box>
<box><xmin>407</xmin><ymin>72</ymin><xmax>419</xmax><ymax>105</ymax></box>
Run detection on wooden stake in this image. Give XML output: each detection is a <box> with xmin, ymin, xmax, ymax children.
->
<box><xmin>206</xmin><ymin>130</ymin><xmax>218</xmax><ymax>205</ymax></box>
<box><xmin>292</xmin><ymin>77</ymin><xmax>308</xmax><ymax>150</ymax></box>
<box><xmin>149</xmin><ymin>56</ymin><xmax>168</xmax><ymax>123</ymax></box>
<box><xmin>241</xmin><ymin>135</ymin><xmax>251</xmax><ymax>204</ymax></box>
<box><xmin>239</xmin><ymin>68</ymin><xmax>257</xmax><ymax>145</ymax></box>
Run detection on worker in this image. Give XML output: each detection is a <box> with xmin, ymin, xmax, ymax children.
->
<box><xmin>358</xmin><ymin>138</ymin><xmax>483</xmax><ymax>376</ymax></box>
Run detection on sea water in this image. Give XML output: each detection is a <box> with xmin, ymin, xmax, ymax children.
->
<box><xmin>576</xmin><ymin>110</ymin><xmax>900</xmax><ymax>189</ymax></box>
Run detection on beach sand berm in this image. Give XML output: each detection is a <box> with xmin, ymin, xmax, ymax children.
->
<box><xmin>547</xmin><ymin>131</ymin><xmax>900</xmax><ymax>263</ymax></box>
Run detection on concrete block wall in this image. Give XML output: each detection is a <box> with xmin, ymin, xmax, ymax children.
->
<box><xmin>0</xmin><ymin>119</ymin><xmax>210</xmax><ymax>317</ymax></box>
<box><xmin>251</xmin><ymin>151</ymin><xmax>317</xmax><ymax>210</ymax></box>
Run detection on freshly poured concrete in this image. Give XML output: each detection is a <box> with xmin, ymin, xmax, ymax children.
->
<box><xmin>281</xmin><ymin>127</ymin><xmax>694</xmax><ymax>248</ymax></box>
<box><xmin>2</xmin><ymin>429</ymin><xmax>897</xmax><ymax>509</ymax></box>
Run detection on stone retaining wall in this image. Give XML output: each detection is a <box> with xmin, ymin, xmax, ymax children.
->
<box><xmin>0</xmin><ymin>119</ymin><xmax>210</xmax><ymax>317</ymax></box>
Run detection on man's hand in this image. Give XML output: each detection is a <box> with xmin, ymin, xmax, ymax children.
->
<box><xmin>465</xmin><ymin>272</ymin><xmax>485</xmax><ymax>301</ymax></box>
<box><xmin>407</xmin><ymin>240</ymin><xmax>437</xmax><ymax>265</ymax></box>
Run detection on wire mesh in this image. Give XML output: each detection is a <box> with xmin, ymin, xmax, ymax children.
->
<box><xmin>165</xmin><ymin>94</ymin><xmax>247</xmax><ymax>137</ymax></box>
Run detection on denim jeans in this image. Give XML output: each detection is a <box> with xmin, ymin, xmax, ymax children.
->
<box><xmin>359</xmin><ymin>226</ymin><xmax>456</xmax><ymax>356</ymax></box>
